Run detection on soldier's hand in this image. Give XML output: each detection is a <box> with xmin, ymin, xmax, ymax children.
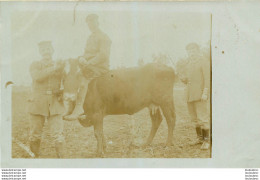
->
<box><xmin>179</xmin><ymin>77</ymin><xmax>187</xmax><ymax>84</ymax></box>
<box><xmin>201</xmin><ymin>88</ymin><xmax>208</xmax><ymax>101</ymax></box>
<box><xmin>45</xmin><ymin>66</ymin><xmax>57</xmax><ymax>76</ymax></box>
<box><xmin>57</xmin><ymin>59</ymin><xmax>65</xmax><ymax>66</ymax></box>
<box><xmin>79</xmin><ymin>57</ymin><xmax>87</xmax><ymax>65</ymax></box>
<box><xmin>201</xmin><ymin>94</ymin><xmax>208</xmax><ymax>101</ymax></box>
<box><xmin>54</xmin><ymin>60</ymin><xmax>65</xmax><ymax>71</ymax></box>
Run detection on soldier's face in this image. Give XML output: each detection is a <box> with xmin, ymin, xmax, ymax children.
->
<box><xmin>39</xmin><ymin>46</ymin><xmax>54</xmax><ymax>59</ymax></box>
<box><xmin>187</xmin><ymin>48</ymin><xmax>200</xmax><ymax>60</ymax></box>
<box><xmin>87</xmin><ymin>20</ymin><xmax>99</xmax><ymax>32</ymax></box>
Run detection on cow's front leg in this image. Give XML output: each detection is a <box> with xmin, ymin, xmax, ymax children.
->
<box><xmin>102</xmin><ymin>134</ymin><xmax>107</xmax><ymax>153</ymax></box>
<box><xmin>93</xmin><ymin>114</ymin><xmax>105</xmax><ymax>157</ymax></box>
<box><xmin>146</xmin><ymin>108</ymin><xmax>162</xmax><ymax>146</ymax></box>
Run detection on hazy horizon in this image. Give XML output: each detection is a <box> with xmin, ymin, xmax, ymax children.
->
<box><xmin>11</xmin><ymin>11</ymin><xmax>211</xmax><ymax>85</ymax></box>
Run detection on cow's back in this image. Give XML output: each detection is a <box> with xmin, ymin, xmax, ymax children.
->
<box><xmin>85</xmin><ymin>63</ymin><xmax>175</xmax><ymax>115</ymax></box>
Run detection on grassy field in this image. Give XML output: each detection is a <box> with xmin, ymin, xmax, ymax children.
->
<box><xmin>12</xmin><ymin>84</ymin><xmax>211</xmax><ymax>158</ymax></box>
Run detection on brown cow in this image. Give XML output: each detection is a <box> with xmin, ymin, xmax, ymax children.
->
<box><xmin>63</xmin><ymin>60</ymin><xmax>176</xmax><ymax>156</ymax></box>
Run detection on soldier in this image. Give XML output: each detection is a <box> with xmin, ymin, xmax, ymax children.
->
<box><xmin>64</xmin><ymin>14</ymin><xmax>112</xmax><ymax>121</ymax></box>
<box><xmin>180</xmin><ymin>43</ymin><xmax>211</xmax><ymax>150</ymax></box>
<box><xmin>28</xmin><ymin>41</ymin><xmax>65</xmax><ymax>158</ymax></box>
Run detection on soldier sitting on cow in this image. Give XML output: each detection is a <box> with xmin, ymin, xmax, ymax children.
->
<box><xmin>28</xmin><ymin>14</ymin><xmax>210</xmax><ymax>157</ymax></box>
<box><xmin>59</xmin><ymin>15</ymin><xmax>176</xmax><ymax>155</ymax></box>
<box><xmin>28</xmin><ymin>14</ymin><xmax>111</xmax><ymax>157</ymax></box>
<box><xmin>63</xmin><ymin>14</ymin><xmax>112</xmax><ymax>121</ymax></box>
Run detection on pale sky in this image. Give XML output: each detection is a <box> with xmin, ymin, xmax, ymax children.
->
<box><xmin>11</xmin><ymin>11</ymin><xmax>211</xmax><ymax>85</ymax></box>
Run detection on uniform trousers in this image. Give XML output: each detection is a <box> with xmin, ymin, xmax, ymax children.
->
<box><xmin>187</xmin><ymin>100</ymin><xmax>210</xmax><ymax>130</ymax></box>
<box><xmin>29</xmin><ymin>114</ymin><xmax>64</xmax><ymax>143</ymax></box>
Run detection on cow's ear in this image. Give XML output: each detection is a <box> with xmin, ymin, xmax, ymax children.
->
<box><xmin>69</xmin><ymin>58</ymin><xmax>73</xmax><ymax>64</ymax></box>
<box><xmin>63</xmin><ymin>60</ymin><xmax>70</xmax><ymax>75</ymax></box>
<box><xmin>75</xmin><ymin>58</ymin><xmax>80</xmax><ymax>65</ymax></box>
<box><xmin>76</xmin><ymin>70</ymin><xmax>82</xmax><ymax>76</ymax></box>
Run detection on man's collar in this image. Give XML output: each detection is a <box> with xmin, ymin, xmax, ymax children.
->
<box><xmin>41</xmin><ymin>58</ymin><xmax>53</xmax><ymax>65</ymax></box>
<box><xmin>92</xmin><ymin>29</ymin><xmax>102</xmax><ymax>34</ymax></box>
<box><xmin>188</xmin><ymin>56</ymin><xmax>202</xmax><ymax>65</ymax></box>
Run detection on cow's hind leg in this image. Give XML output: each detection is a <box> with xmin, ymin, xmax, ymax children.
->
<box><xmin>93</xmin><ymin>113</ymin><xmax>105</xmax><ymax>157</ymax></box>
<box><xmin>161</xmin><ymin>102</ymin><xmax>176</xmax><ymax>146</ymax></box>
<box><xmin>145</xmin><ymin>108</ymin><xmax>163</xmax><ymax>146</ymax></box>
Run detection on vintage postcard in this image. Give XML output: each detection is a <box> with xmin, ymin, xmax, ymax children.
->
<box><xmin>10</xmin><ymin>9</ymin><xmax>211</xmax><ymax>159</ymax></box>
<box><xmin>1</xmin><ymin>2</ymin><xmax>259</xmax><ymax>168</ymax></box>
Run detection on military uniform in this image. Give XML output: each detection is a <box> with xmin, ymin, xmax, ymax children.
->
<box><xmin>180</xmin><ymin>53</ymin><xmax>210</xmax><ymax>149</ymax></box>
<box><xmin>184</xmin><ymin>56</ymin><xmax>210</xmax><ymax>129</ymax></box>
<box><xmin>28</xmin><ymin>58</ymin><xmax>65</xmax><ymax>157</ymax></box>
<box><xmin>64</xmin><ymin>14</ymin><xmax>112</xmax><ymax>121</ymax></box>
<box><xmin>81</xmin><ymin>30</ymin><xmax>112</xmax><ymax>78</ymax></box>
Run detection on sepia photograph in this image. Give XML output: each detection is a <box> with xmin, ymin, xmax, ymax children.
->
<box><xmin>10</xmin><ymin>10</ymin><xmax>211</xmax><ymax>158</ymax></box>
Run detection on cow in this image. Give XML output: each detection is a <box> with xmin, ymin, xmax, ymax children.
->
<box><xmin>62</xmin><ymin>59</ymin><xmax>176</xmax><ymax>156</ymax></box>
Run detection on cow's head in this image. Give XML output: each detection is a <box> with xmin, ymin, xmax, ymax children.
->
<box><xmin>62</xmin><ymin>58</ymin><xmax>81</xmax><ymax>116</ymax></box>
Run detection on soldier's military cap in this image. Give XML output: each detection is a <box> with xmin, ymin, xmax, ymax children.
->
<box><xmin>186</xmin><ymin>43</ymin><xmax>200</xmax><ymax>50</ymax></box>
<box><xmin>86</xmin><ymin>14</ymin><xmax>99</xmax><ymax>23</ymax></box>
<box><xmin>38</xmin><ymin>41</ymin><xmax>52</xmax><ymax>48</ymax></box>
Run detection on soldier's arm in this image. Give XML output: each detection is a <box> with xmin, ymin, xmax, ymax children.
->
<box><xmin>201</xmin><ymin>59</ymin><xmax>210</xmax><ymax>91</ymax></box>
<box><xmin>178</xmin><ymin>67</ymin><xmax>188</xmax><ymax>84</ymax></box>
<box><xmin>87</xmin><ymin>36</ymin><xmax>111</xmax><ymax>65</ymax></box>
<box><xmin>176</xmin><ymin>59</ymin><xmax>188</xmax><ymax>84</ymax></box>
<box><xmin>179</xmin><ymin>76</ymin><xmax>187</xmax><ymax>84</ymax></box>
<box><xmin>30</xmin><ymin>62</ymin><xmax>55</xmax><ymax>82</ymax></box>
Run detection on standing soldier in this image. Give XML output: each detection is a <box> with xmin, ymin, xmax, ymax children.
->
<box><xmin>64</xmin><ymin>14</ymin><xmax>112</xmax><ymax>121</ymax></box>
<box><xmin>180</xmin><ymin>43</ymin><xmax>210</xmax><ymax>150</ymax></box>
<box><xmin>28</xmin><ymin>41</ymin><xmax>65</xmax><ymax>158</ymax></box>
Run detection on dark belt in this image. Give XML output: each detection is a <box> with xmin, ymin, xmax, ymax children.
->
<box><xmin>34</xmin><ymin>90</ymin><xmax>61</xmax><ymax>95</ymax></box>
<box><xmin>46</xmin><ymin>90</ymin><xmax>53</xmax><ymax>95</ymax></box>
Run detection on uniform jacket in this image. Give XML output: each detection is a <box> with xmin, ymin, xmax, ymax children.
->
<box><xmin>28</xmin><ymin>59</ymin><xmax>65</xmax><ymax>116</ymax></box>
<box><xmin>183</xmin><ymin>57</ymin><xmax>210</xmax><ymax>102</ymax></box>
<box><xmin>84</xmin><ymin>30</ymin><xmax>112</xmax><ymax>72</ymax></box>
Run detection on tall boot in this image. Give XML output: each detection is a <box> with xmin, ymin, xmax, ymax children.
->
<box><xmin>29</xmin><ymin>140</ymin><xmax>41</xmax><ymax>158</ymax></box>
<box><xmin>64</xmin><ymin>82</ymin><xmax>88</xmax><ymax>121</ymax></box>
<box><xmin>190</xmin><ymin>126</ymin><xmax>203</xmax><ymax>145</ymax></box>
<box><xmin>55</xmin><ymin>141</ymin><xmax>64</xmax><ymax>158</ymax></box>
<box><xmin>201</xmin><ymin>129</ymin><xmax>210</xmax><ymax>150</ymax></box>
<box><xmin>196</xmin><ymin>126</ymin><xmax>203</xmax><ymax>141</ymax></box>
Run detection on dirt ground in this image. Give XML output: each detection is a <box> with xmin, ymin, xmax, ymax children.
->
<box><xmin>12</xmin><ymin>85</ymin><xmax>211</xmax><ymax>158</ymax></box>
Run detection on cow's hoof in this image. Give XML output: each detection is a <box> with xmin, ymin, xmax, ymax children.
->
<box><xmin>96</xmin><ymin>152</ymin><xmax>105</xmax><ymax>158</ymax></box>
<box><xmin>140</xmin><ymin>143</ymin><xmax>151</xmax><ymax>148</ymax></box>
<box><xmin>128</xmin><ymin>143</ymin><xmax>139</xmax><ymax>149</ymax></box>
<box><xmin>102</xmin><ymin>146</ymin><xmax>107</xmax><ymax>154</ymax></box>
<box><xmin>165</xmin><ymin>142</ymin><xmax>174</xmax><ymax>147</ymax></box>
